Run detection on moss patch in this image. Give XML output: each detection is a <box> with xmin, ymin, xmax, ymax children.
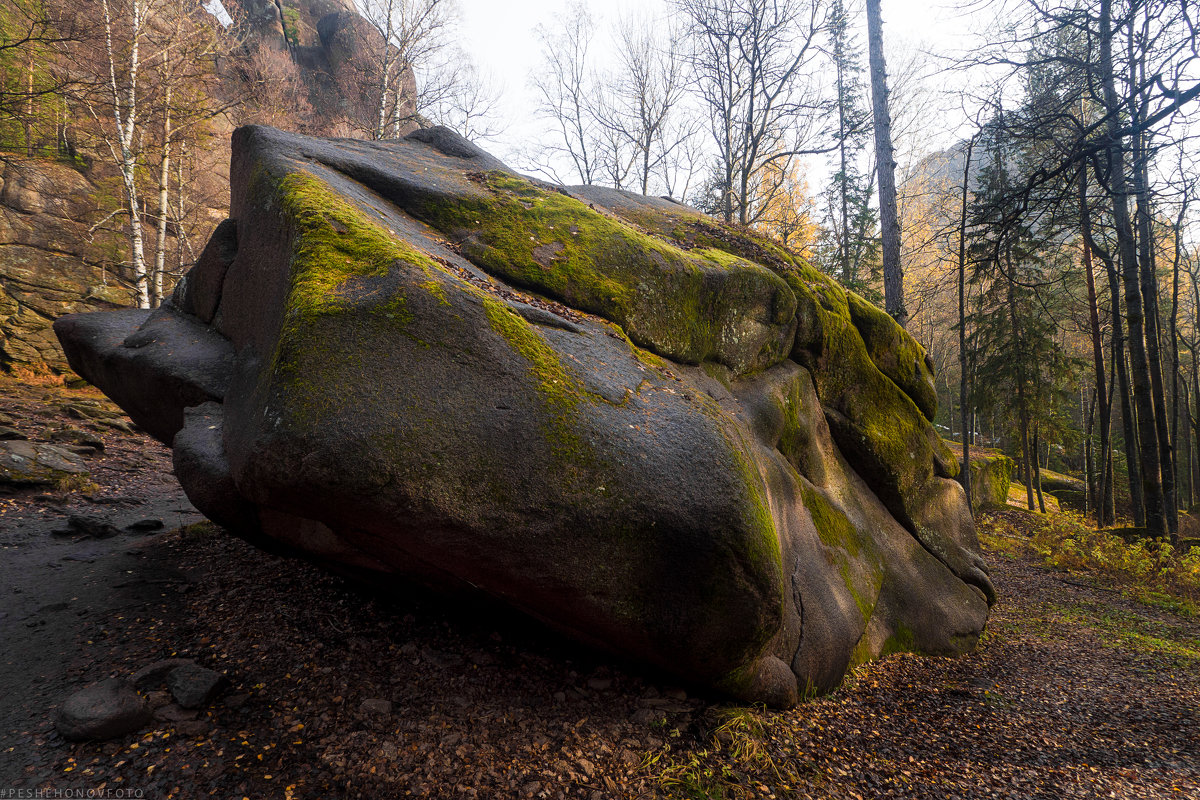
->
<box><xmin>414</xmin><ymin>172</ymin><xmax>794</xmax><ymax>374</ymax></box>
<box><xmin>845</xmin><ymin>291</ymin><xmax>937</xmax><ymax>421</ymax></box>
<box><xmin>800</xmin><ymin>484</ymin><xmax>882</xmax><ymax>624</ymax></box>
<box><xmin>273</xmin><ymin>171</ymin><xmax>449</xmax><ymax>325</ymax></box>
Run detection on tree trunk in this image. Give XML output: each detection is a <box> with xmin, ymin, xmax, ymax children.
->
<box><xmin>958</xmin><ymin>137</ymin><xmax>973</xmax><ymax>508</ymax></box>
<box><xmin>1134</xmin><ymin>134</ymin><xmax>1176</xmax><ymax>539</ymax></box>
<box><xmin>1032</xmin><ymin>424</ymin><xmax>1046</xmax><ymax>514</ymax></box>
<box><xmin>1099</xmin><ymin>0</ymin><xmax>1166</xmax><ymax>538</ymax></box>
<box><xmin>1080</xmin><ymin>168</ymin><xmax>1112</xmax><ymax>525</ymax></box>
<box><xmin>865</xmin><ymin>0</ymin><xmax>903</xmax><ymax>326</ymax></box>
<box><xmin>1109</xmin><ymin>263</ymin><xmax>1143</xmax><ymax>523</ymax></box>
<box><xmin>152</xmin><ymin>85</ymin><xmax>172</xmax><ymax>309</ymax></box>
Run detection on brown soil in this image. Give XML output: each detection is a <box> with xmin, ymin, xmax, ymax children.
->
<box><xmin>2</xmin><ymin>379</ymin><xmax>1198</xmax><ymax>799</ymax></box>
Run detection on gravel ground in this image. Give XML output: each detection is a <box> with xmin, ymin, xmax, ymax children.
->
<box><xmin>2</xmin><ymin>379</ymin><xmax>1198</xmax><ymax>799</ymax></box>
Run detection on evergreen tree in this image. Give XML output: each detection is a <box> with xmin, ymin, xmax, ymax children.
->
<box><xmin>816</xmin><ymin>0</ymin><xmax>876</xmax><ymax>295</ymax></box>
<box><xmin>967</xmin><ymin>122</ymin><xmax>1077</xmax><ymax>512</ymax></box>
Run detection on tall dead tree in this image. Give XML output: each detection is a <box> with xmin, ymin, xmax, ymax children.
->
<box><xmin>865</xmin><ymin>0</ymin><xmax>904</xmax><ymax>325</ymax></box>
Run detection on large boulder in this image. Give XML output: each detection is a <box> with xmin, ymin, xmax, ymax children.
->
<box><xmin>55</xmin><ymin>126</ymin><xmax>994</xmax><ymax>707</ymax></box>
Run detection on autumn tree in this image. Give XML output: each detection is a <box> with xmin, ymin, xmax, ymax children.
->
<box><xmin>674</xmin><ymin>0</ymin><xmax>831</xmax><ymax>225</ymax></box>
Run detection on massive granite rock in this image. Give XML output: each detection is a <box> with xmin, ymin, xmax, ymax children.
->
<box><xmin>55</xmin><ymin>126</ymin><xmax>994</xmax><ymax>707</ymax></box>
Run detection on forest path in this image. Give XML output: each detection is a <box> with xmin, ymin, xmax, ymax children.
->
<box><xmin>0</xmin><ymin>378</ymin><xmax>1197</xmax><ymax>798</ymax></box>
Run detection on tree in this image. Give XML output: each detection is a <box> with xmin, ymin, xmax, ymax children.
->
<box><xmin>529</xmin><ymin>2</ymin><xmax>602</xmax><ymax>185</ymax></box>
<box><xmin>606</xmin><ymin>13</ymin><xmax>690</xmax><ymax>196</ymax></box>
<box><xmin>967</xmin><ymin>122</ymin><xmax>1076</xmax><ymax>512</ymax></box>
<box><xmin>674</xmin><ymin>0</ymin><xmax>830</xmax><ymax>225</ymax></box>
<box><xmin>354</xmin><ymin>0</ymin><xmax>452</xmax><ymax>139</ymax></box>
<box><xmin>89</xmin><ymin>0</ymin><xmax>155</xmax><ymax>308</ymax></box>
<box><xmin>865</xmin><ymin>0</ymin><xmax>903</xmax><ymax>325</ymax></box>
<box><xmin>822</xmin><ymin>0</ymin><xmax>874</xmax><ymax>291</ymax></box>
<box><xmin>421</xmin><ymin>55</ymin><xmax>506</xmax><ymax>143</ymax></box>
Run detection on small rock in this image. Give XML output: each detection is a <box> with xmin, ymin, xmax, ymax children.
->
<box><xmin>587</xmin><ymin>677</ymin><xmax>613</xmax><ymax>690</ymax></box>
<box><xmin>359</xmin><ymin>698</ymin><xmax>392</xmax><ymax>716</ymax></box>
<box><xmin>132</xmin><ymin>658</ymin><xmax>196</xmax><ymax>690</ymax></box>
<box><xmin>153</xmin><ymin>704</ymin><xmax>199</xmax><ymax>723</ymax></box>
<box><xmin>144</xmin><ymin>690</ymin><xmax>173</xmax><ymax>709</ymax></box>
<box><xmin>51</xmin><ymin>514</ymin><xmax>121</xmax><ymax>539</ymax></box>
<box><xmin>125</xmin><ymin>518</ymin><xmax>165</xmax><ymax>533</ymax></box>
<box><xmin>631</xmin><ymin>708</ymin><xmax>658</xmax><ymax>725</ymax></box>
<box><xmin>222</xmin><ymin>692</ymin><xmax>251</xmax><ymax>709</ymax></box>
<box><xmin>49</xmin><ymin>427</ymin><xmax>105</xmax><ymax>452</ymax></box>
<box><xmin>55</xmin><ymin>678</ymin><xmax>149</xmax><ymax>741</ymax></box>
<box><xmin>167</xmin><ymin>664</ymin><xmax>228</xmax><ymax>709</ymax></box>
<box><xmin>0</xmin><ymin>426</ymin><xmax>26</xmax><ymax>440</ymax></box>
<box><xmin>175</xmin><ymin>719</ymin><xmax>214</xmax><ymax>738</ymax></box>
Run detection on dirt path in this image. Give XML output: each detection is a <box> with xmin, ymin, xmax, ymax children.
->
<box><xmin>1</xmin><ymin>380</ymin><xmax>1198</xmax><ymax>799</ymax></box>
<box><xmin>0</xmin><ymin>378</ymin><xmax>203</xmax><ymax>789</ymax></box>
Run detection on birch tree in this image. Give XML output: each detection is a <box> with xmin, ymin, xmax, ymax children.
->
<box><xmin>96</xmin><ymin>0</ymin><xmax>154</xmax><ymax>308</ymax></box>
<box><xmin>354</xmin><ymin>0</ymin><xmax>452</xmax><ymax>139</ymax></box>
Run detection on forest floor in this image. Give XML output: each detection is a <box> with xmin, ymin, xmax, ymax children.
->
<box><xmin>1</xmin><ymin>377</ymin><xmax>1198</xmax><ymax>799</ymax></box>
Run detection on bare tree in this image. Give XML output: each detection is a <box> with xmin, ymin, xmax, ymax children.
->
<box><xmin>354</xmin><ymin>0</ymin><xmax>452</xmax><ymax>139</ymax></box>
<box><xmin>605</xmin><ymin>14</ymin><xmax>690</xmax><ymax>196</ymax></box>
<box><xmin>144</xmin><ymin>2</ymin><xmax>238</xmax><ymax>305</ymax></box>
<box><xmin>421</xmin><ymin>54</ymin><xmax>506</xmax><ymax>143</ymax></box>
<box><xmin>89</xmin><ymin>0</ymin><xmax>157</xmax><ymax>308</ymax></box>
<box><xmin>674</xmin><ymin>0</ymin><xmax>831</xmax><ymax>225</ymax></box>
<box><xmin>529</xmin><ymin>1</ymin><xmax>602</xmax><ymax>185</ymax></box>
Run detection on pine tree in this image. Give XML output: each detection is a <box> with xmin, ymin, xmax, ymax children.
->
<box><xmin>817</xmin><ymin>0</ymin><xmax>876</xmax><ymax>295</ymax></box>
<box><xmin>966</xmin><ymin>122</ymin><xmax>1076</xmax><ymax>512</ymax></box>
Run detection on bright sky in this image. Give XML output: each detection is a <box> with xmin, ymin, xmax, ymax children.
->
<box><xmin>455</xmin><ymin>0</ymin><xmax>982</xmax><ymax>174</ymax></box>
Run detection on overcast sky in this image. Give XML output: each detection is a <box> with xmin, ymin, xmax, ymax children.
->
<box><xmin>453</xmin><ymin>0</ymin><xmax>983</xmax><ymax>174</ymax></box>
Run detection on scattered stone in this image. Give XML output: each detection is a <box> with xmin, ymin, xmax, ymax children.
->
<box><xmin>0</xmin><ymin>426</ymin><xmax>26</xmax><ymax>440</ymax></box>
<box><xmin>167</xmin><ymin>664</ymin><xmax>228</xmax><ymax>709</ymax></box>
<box><xmin>221</xmin><ymin>692</ymin><xmax>251</xmax><ymax>709</ymax></box>
<box><xmin>359</xmin><ymin>698</ymin><xmax>392</xmax><ymax>716</ymax></box>
<box><xmin>174</xmin><ymin>719</ymin><xmax>213</xmax><ymax>738</ymax></box>
<box><xmin>131</xmin><ymin>658</ymin><xmax>196</xmax><ymax>690</ymax></box>
<box><xmin>587</xmin><ymin>677</ymin><xmax>613</xmax><ymax>691</ymax></box>
<box><xmin>144</xmin><ymin>690</ymin><xmax>173</xmax><ymax>709</ymax></box>
<box><xmin>48</xmin><ymin>427</ymin><xmax>105</xmax><ymax>452</ymax></box>
<box><xmin>153</xmin><ymin>704</ymin><xmax>199</xmax><ymax>723</ymax></box>
<box><xmin>0</xmin><ymin>440</ymin><xmax>88</xmax><ymax>488</ymax></box>
<box><xmin>50</xmin><ymin>514</ymin><xmax>121</xmax><ymax>539</ymax></box>
<box><xmin>54</xmin><ymin>678</ymin><xmax>149</xmax><ymax>741</ymax></box>
<box><xmin>125</xmin><ymin>518</ymin><xmax>165</xmax><ymax>533</ymax></box>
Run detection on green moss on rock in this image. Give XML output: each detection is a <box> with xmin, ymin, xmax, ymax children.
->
<box><xmin>413</xmin><ymin>172</ymin><xmax>796</xmax><ymax>374</ymax></box>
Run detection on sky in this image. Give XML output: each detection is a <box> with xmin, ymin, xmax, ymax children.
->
<box><xmin>454</xmin><ymin>0</ymin><xmax>983</xmax><ymax>174</ymax></box>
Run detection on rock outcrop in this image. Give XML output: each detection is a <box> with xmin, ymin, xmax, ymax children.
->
<box><xmin>56</xmin><ymin>126</ymin><xmax>994</xmax><ymax>707</ymax></box>
<box><xmin>967</xmin><ymin>450</ymin><xmax>1014</xmax><ymax>511</ymax></box>
<box><xmin>0</xmin><ymin>156</ymin><xmax>136</xmax><ymax>374</ymax></box>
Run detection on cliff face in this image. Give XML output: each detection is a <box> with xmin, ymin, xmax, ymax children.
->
<box><xmin>0</xmin><ymin>157</ymin><xmax>135</xmax><ymax>374</ymax></box>
<box><xmin>0</xmin><ymin>0</ymin><xmax>414</xmax><ymax>375</ymax></box>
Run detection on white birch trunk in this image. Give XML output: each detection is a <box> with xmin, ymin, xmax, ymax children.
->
<box><xmin>102</xmin><ymin>0</ymin><xmax>150</xmax><ymax>309</ymax></box>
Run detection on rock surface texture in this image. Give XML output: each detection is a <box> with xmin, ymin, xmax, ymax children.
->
<box><xmin>55</xmin><ymin>126</ymin><xmax>994</xmax><ymax>707</ymax></box>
